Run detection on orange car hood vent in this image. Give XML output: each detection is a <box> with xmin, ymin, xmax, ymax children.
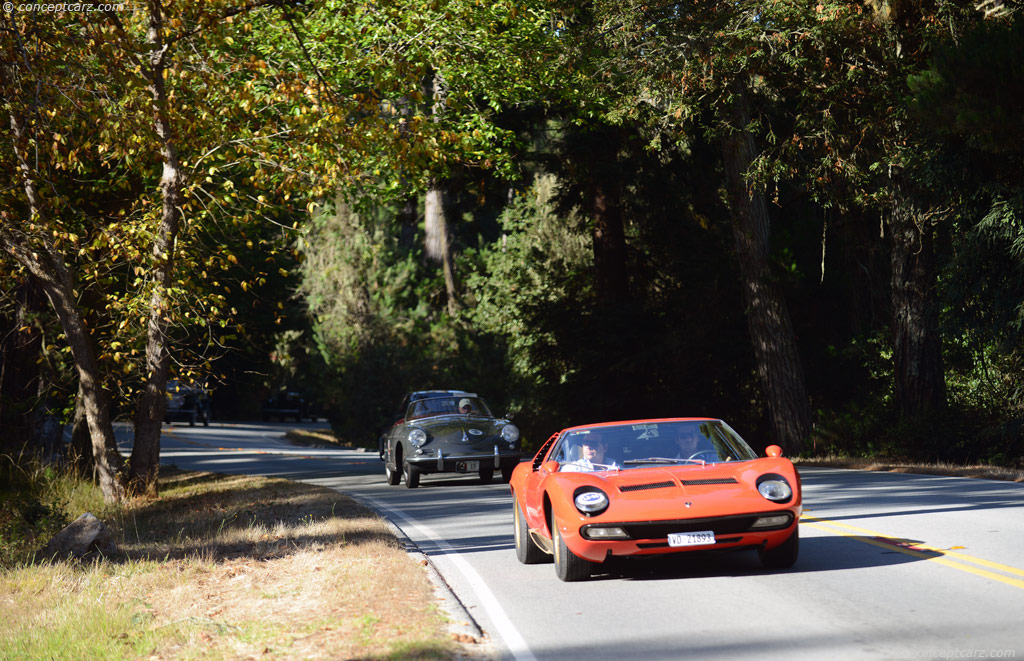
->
<box><xmin>680</xmin><ymin>478</ymin><xmax>738</xmax><ymax>486</ymax></box>
<box><xmin>619</xmin><ymin>481</ymin><xmax>675</xmax><ymax>492</ymax></box>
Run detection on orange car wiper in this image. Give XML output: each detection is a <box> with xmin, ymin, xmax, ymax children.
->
<box><xmin>623</xmin><ymin>457</ymin><xmax>707</xmax><ymax>465</ymax></box>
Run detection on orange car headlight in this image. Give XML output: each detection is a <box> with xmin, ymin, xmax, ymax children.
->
<box><xmin>756</xmin><ymin>474</ymin><xmax>793</xmax><ymax>503</ymax></box>
<box><xmin>573</xmin><ymin>487</ymin><xmax>609</xmax><ymax>516</ymax></box>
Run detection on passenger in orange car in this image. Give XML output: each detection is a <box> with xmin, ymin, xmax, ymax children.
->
<box><xmin>562</xmin><ymin>434</ymin><xmax>618</xmax><ymax>472</ymax></box>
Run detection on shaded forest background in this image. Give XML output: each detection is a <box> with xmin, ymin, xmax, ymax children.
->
<box><xmin>3</xmin><ymin>0</ymin><xmax>1024</xmax><ymax>502</ymax></box>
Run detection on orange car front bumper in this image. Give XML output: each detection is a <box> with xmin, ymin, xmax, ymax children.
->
<box><xmin>559</xmin><ymin>508</ymin><xmax>801</xmax><ymax>563</ymax></box>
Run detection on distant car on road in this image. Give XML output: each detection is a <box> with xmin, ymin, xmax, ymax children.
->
<box><xmin>509</xmin><ymin>418</ymin><xmax>801</xmax><ymax>581</ymax></box>
<box><xmin>377</xmin><ymin>390</ymin><xmax>468</xmax><ymax>460</ymax></box>
<box><xmin>262</xmin><ymin>391</ymin><xmax>318</xmax><ymax>422</ymax></box>
<box><xmin>164</xmin><ymin>380</ymin><xmax>211</xmax><ymax>427</ymax></box>
<box><xmin>381</xmin><ymin>390</ymin><xmax>524</xmax><ymax>487</ymax></box>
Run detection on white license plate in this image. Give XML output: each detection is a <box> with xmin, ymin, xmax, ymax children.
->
<box><xmin>456</xmin><ymin>460</ymin><xmax>480</xmax><ymax>472</ymax></box>
<box><xmin>667</xmin><ymin>530</ymin><xmax>716</xmax><ymax>547</ymax></box>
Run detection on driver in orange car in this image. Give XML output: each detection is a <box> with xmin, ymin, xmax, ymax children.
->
<box><xmin>674</xmin><ymin>427</ymin><xmax>712</xmax><ymax>459</ymax></box>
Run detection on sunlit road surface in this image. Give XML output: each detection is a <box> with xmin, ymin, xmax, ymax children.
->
<box><xmin>127</xmin><ymin>422</ymin><xmax>1024</xmax><ymax>661</ymax></box>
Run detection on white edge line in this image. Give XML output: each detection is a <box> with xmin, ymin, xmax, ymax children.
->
<box><xmin>362</xmin><ymin>495</ymin><xmax>538</xmax><ymax>661</ymax></box>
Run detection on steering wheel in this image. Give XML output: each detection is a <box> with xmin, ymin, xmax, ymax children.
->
<box><xmin>688</xmin><ymin>450</ymin><xmax>718</xmax><ymax>462</ymax></box>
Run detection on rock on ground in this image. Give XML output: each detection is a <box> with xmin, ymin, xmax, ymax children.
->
<box><xmin>42</xmin><ymin>512</ymin><xmax>116</xmax><ymax>561</ymax></box>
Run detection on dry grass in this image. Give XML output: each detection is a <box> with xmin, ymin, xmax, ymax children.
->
<box><xmin>795</xmin><ymin>456</ymin><xmax>1024</xmax><ymax>482</ymax></box>
<box><xmin>1</xmin><ymin>468</ymin><xmax>464</xmax><ymax>660</ymax></box>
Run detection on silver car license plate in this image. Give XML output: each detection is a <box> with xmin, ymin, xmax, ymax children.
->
<box><xmin>456</xmin><ymin>460</ymin><xmax>480</xmax><ymax>472</ymax></box>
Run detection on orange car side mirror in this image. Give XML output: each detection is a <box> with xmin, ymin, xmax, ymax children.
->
<box><xmin>541</xmin><ymin>460</ymin><xmax>560</xmax><ymax>475</ymax></box>
<box><xmin>765</xmin><ymin>445</ymin><xmax>783</xmax><ymax>458</ymax></box>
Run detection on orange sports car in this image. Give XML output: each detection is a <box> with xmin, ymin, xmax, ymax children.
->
<box><xmin>509</xmin><ymin>418</ymin><xmax>801</xmax><ymax>581</ymax></box>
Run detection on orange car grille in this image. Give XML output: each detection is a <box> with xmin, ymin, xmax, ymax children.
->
<box><xmin>619</xmin><ymin>481</ymin><xmax>675</xmax><ymax>492</ymax></box>
<box><xmin>622</xmin><ymin>515</ymin><xmax>761</xmax><ymax>538</ymax></box>
<box><xmin>680</xmin><ymin>478</ymin><xmax>738</xmax><ymax>485</ymax></box>
<box><xmin>580</xmin><ymin>512</ymin><xmax>795</xmax><ymax>541</ymax></box>
<box><xmin>617</xmin><ymin>477</ymin><xmax>738</xmax><ymax>493</ymax></box>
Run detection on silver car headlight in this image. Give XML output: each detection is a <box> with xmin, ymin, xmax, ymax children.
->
<box><xmin>500</xmin><ymin>424</ymin><xmax>520</xmax><ymax>443</ymax></box>
<box><xmin>501</xmin><ymin>425</ymin><xmax>520</xmax><ymax>446</ymax></box>
<box><xmin>756</xmin><ymin>474</ymin><xmax>793</xmax><ymax>503</ymax></box>
<box><xmin>408</xmin><ymin>428</ymin><xmax>427</xmax><ymax>447</ymax></box>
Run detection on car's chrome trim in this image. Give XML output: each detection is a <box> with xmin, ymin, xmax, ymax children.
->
<box><xmin>529</xmin><ymin>529</ymin><xmax>553</xmax><ymax>555</ymax></box>
<box><xmin>494</xmin><ymin>445</ymin><xmax>500</xmax><ymax>468</ymax></box>
<box><xmin>405</xmin><ymin>451</ymin><xmax>526</xmax><ymax>467</ymax></box>
<box><xmin>437</xmin><ymin>449</ymin><xmax>444</xmax><ymax>471</ymax></box>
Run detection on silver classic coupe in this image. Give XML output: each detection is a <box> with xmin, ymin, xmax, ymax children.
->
<box><xmin>381</xmin><ymin>390</ymin><xmax>525</xmax><ymax>487</ymax></box>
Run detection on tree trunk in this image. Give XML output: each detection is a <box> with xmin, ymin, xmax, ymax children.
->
<box><xmin>2</xmin><ymin>110</ymin><xmax>124</xmax><ymax>503</ymax></box>
<box><xmin>720</xmin><ymin>89</ymin><xmax>812</xmax><ymax>455</ymax></box>
<box><xmin>424</xmin><ymin>184</ymin><xmax>459</xmax><ymax>315</ymax></box>
<box><xmin>69</xmin><ymin>381</ymin><xmax>95</xmax><ymax>477</ymax></box>
<box><xmin>889</xmin><ymin>191</ymin><xmax>946</xmax><ymax>421</ymax></box>
<box><xmin>1</xmin><ymin>240</ymin><xmax>125</xmax><ymax>501</ymax></box>
<box><xmin>422</xmin><ymin>72</ymin><xmax>459</xmax><ymax>315</ymax></box>
<box><xmin>129</xmin><ymin>1</ymin><xmax>184</xmax><ymax>496</ymax></box>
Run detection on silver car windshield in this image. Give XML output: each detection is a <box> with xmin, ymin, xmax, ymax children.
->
<box><xmin>406</xmin><ymin>396</ymin><xmax>492</xmax><ymax>420</ymax></box>
<box><xmin>551</xmin><ymin>420</ymin><xmax>758</xmax><ymax>472</ymax></box>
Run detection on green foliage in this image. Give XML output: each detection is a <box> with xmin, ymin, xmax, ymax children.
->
<box><xmin>908</xmin><ymin>16</ymin><xmax>1024</xmax><ymax>158</ymax></box>
<box><xmin>942</xmin><ymin>199</ymin><xmax>1024</xmax><ymax>414</ymax></box>
<box><xmin>465</xmin><ymin>167</ymin><xmax>767</xmax><ymax>445</ymax></box>
<box><xmin>464</xmin><ymin>174</ymin><xmax>593</xmax><ymax>440</ymax></box>
<box><xmin>298</xmin><ymin>198</ymin><xmax>479</xmax><ymax>442</ymax></box>
<box><xmin>5</xmin><ymin>0</ymin><xmax>1024</xmax><ymax>468</ymax></box>
<box><xmin>468</xmin><ymin>175</ymin><xmax>592</xmax><ymax>378</ymax></box>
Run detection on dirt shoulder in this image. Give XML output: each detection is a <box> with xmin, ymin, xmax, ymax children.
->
<box><xmin>1</xmin><ymin>467</ymin><xmax>489</xmax><ymax>660</ymax></box>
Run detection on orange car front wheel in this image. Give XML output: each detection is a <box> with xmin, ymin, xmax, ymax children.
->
<box><xmin>757</xmin><ymin>525</ymin><xmax>799</xmax><ymax>569</ymax></box>
<box><xmin>553</xmin><ymin>518</ymin><xmax>595</xmax><ymax>582</ymax></box>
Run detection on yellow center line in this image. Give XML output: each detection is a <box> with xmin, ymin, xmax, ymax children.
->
<box><xmin>801</xmin><ymin>514</ymin><xmax>1024</xmax><ymax>591</ymax></box>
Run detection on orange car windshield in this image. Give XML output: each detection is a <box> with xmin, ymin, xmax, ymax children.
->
<box><xmin>552</xmin><ymin>420</ymin><xmax>758</xmax><ymax>471</ymax></box>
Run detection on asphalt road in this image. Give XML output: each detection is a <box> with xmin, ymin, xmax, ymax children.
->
<box><xmin>135</xmin><ymin>421</ymin><xmax>1024</xmax><ymax>661</ymax></box>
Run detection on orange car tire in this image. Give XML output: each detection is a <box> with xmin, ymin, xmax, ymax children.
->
<box><xmin>758</xmin><ymin>525</ymin><xmax>799</xmax><ymax>569</ymax></box>
<box><xmin>553</xmin><ymin>518</ymin><xmax>594</xmax><ymax>582</ymax></box>
<box><xmin>513</xmin><ymin>494</ymin><xmax>548</xmax><ymax>565</ymax></box>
